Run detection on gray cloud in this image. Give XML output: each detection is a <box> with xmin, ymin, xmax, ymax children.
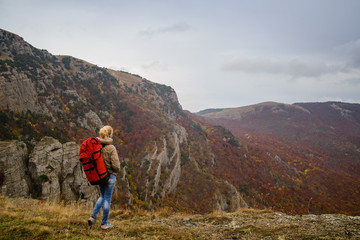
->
<box><xmin>334</xmin><ymin>39</ymin><xmax>360</xmax><ymax>69</ymax></box>
<box><xmin>139</xmin><ymin>22</ymin><xmax>191</xmax><ymax>37</ymax></box>
<box><xmin>141</xmin><ymin>61</ymin><xmax>167</xmax><ymax>72</ymax></box>
<box><xmin>222</xmin><ymin>56</ymin><xmax>342</xmax><ymax>78</ymax></box>
<box><xmin>342</xmin><ymin>78</ymin><xmax>360</xmax><ymax>85</ymax></box>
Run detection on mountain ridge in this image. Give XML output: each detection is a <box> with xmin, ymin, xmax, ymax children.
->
<box><xmin>196</xmin><ymin>101</ymin><xmax>353</xmax><ymax>118</ymax></box>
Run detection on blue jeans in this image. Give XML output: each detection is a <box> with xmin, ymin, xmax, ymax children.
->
<box><xmin>91</xmin><ymin>175</ymin><xmax>116</xmax><ymax>225</ymax></box>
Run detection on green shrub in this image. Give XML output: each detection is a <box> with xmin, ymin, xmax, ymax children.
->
<box><xmin>62</xmin><ymin>56</ymin><xmax>71</xmax><ymax>70</ymax></box>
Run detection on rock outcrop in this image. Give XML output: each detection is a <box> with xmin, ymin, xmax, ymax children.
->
<box><xmin>214</xmin><ymin>181</ymin><xmax>248</xmax><ymax>212</ymax></box>
<box><xmin>0</xmin><ymin>137</ymin><xmax>97</xmax><ymax>204</ymax></box>
<box><xmin>0</xmin><ymin>140</ymin><xmax>29</xmax><ymax>197</ymax></box>
<box><xmin>0</xmin><ymin>69</ymin><xmax>42</xmax><ymax>113</ymax></box>
<box><xmin>76</xmin><ymin>110</ymin><xmax>103</xmax><ymax>132</ymax></box>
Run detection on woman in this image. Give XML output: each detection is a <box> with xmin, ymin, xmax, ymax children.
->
<box><xmin>88</xmin><ymin>125</ymin><xmax>121</xmax><ymax>230</ymax></box>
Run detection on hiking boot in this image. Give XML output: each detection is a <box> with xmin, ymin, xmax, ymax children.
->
<box><xmin>88</xmin><ymin>216</ymin><xmax>96</xmax><ymax>228</ymax></box>
<box><xmin>101</xmin><ymin>223</ymin><xmax>113</xmax><ymax>230</ymax></box>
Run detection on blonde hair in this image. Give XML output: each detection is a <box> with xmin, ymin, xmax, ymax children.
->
<box><xmin>99</xmin><ymin>125</ymin><xmax>113</xmax><ymax>138</ymax></box>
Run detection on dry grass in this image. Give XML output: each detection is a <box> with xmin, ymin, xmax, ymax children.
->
<box><xmin>1</xmin><ymin>195</ymin><xmax>359</xmax><ymax>239</ymax></box>
<box><xmin>0</xmin><ymin>195</ymin><xmax>199</xmax><ymax>239</ymax></box>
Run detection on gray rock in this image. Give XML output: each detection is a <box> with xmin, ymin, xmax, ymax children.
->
<box><xmin>28</xmin><ymin>137</ymin><xmax>98</xmax><ymax>203</ymax></box>
<box><xmin>29</xmin><ymin>137</ymin><xmax>63</xmax><ymax>202</ymax></box>
<box><xmin>0</xmin><ymin>137</ymin><xmax>98</xmax><ymax>205</ymax></box>
<box><xmin>76</xmin><ymin>110</ymin><xmax>103</xmax><ymax>132</ymax></box>
<box><xmin>0</xmin><ymin>140</ymin><xmax>29</xmax><ymax>197</ymax></box>
<box><xmin>214</xmin><ymin>181</ymin><xmax>248</xmax><ymax>212</ymax></box>
<box><xmin>0</xmin><ymin>70</ymin><xmax>43</xmax><ymax>114</ymax></box>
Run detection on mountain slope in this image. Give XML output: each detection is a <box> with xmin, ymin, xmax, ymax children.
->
<box><xmin>198</xmin><ymin>102</ymin><xmax>360</xmax><ymax>215</ymax></box>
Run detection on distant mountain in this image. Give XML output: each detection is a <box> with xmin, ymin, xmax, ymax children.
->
<box><xmin>198</xmin><ymin>101</ymin><xmax>360</xmax><ymax>215</ymax></box>
<box><xmin>1</xmin><ymin>28</ymin><xmax>359</xmax><ymax>215</ymax></box>
<box><xmin>196</xmin><ymin>108</ymin><xmax>224</xmax><ymax>115</ymax></box>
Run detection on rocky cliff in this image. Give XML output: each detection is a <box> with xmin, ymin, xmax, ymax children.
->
<box><xmin>0</xmin><ymin>140</ymin><xmax>29</xmax><ymax>198</ymax></box>
<box><xmin>0</xmin><ymin>137</ymin><xmax>97</xmax><ymax>205</ymax></box>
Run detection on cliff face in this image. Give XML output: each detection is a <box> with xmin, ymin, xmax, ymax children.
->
<box><xmin>0</xmin><ymin>140</ymin><xmax>29</xmax><ymax>198</ymax></box>
<box><xmin>0</xmin><ymin>29</ymin><xmax>55</xmax><ymax>115</ymax></box>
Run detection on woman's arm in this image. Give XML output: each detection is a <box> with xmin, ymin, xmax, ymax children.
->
<box><xmin>109</xmin><ymin>146</ymin><xmax>121</xmax><ymax>173</ymax></box>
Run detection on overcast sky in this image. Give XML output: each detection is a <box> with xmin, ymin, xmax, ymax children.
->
<box><xmin>1</xmin><ymin>0</ymin><xmax>360</xmax><ymax>112</ymax></box>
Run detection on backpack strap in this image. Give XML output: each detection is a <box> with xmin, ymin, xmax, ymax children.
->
<box><xmin>101</xmin><ymin>143</ymin><xmax>108</xmax><ymax>148</ymax></box>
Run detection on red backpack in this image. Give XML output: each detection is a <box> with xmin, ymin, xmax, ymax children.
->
<box><xmin>79</xmin><ymin>137</ymin><xmax>110</xmax><ymax>185</ymax></box>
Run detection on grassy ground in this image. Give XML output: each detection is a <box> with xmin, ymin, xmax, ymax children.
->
<box><xmin>0</xmin><ymin>195</ymin><xmax>359</xmax><ymax>239</ymax></box>
<box><xmin>0</xmin><ymin>195</ymin><xmax>202</xmax><ymax>240</ymax></box>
